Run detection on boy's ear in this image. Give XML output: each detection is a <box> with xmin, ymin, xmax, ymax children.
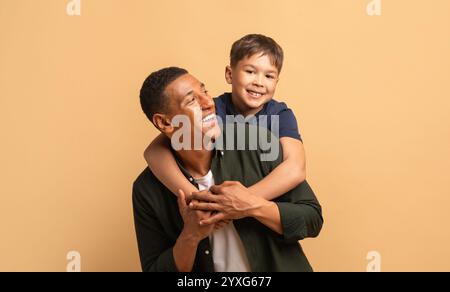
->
<box><xmin>152</xmin><ymin>113</ymin><xmax>174</xmax><ymax>135</ymax></box>
<box><xmin>225</xmin><ymin>66</ymin><xmax>233</xmax><ymax>85</ymax></box>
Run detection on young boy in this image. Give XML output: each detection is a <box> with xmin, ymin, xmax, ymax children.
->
<box><xmin>144</xmin><ymin>34</ymin><xmax>306</xmax><ymax>207</ymax></box>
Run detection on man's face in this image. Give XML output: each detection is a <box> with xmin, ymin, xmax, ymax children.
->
<box><xmin>227</xmin><ymin>53</ymin><xmax>280</xmax><ymax>115</ymax></box>
<box><xmin>163</xmin><ymin>74</ymin><xmax>221</xmax><ymax>144</ymax></box>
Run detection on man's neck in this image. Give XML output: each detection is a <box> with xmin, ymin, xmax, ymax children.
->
<box><xmin>175</xmin><ymin>148</ymin><xmax>213</xmax><ymax>179</ymax></box>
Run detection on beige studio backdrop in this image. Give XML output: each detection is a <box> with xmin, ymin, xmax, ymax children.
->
<box><xmin>1</xmin><ymin>0</ymin><xmax>450</xmax><ymax>272</ymax></box>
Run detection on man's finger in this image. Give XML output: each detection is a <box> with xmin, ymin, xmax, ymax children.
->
<box><xmin>189</xmin><ymin>202</ymin><xmax>223</xmax><ymax>212</ymax></box>
<box><xmin>200</xmin><ymin>213</ymin><xmax>227</xmax><ymax>226</ymax></box>
<box><xmin>214</xmin><ymin>221</ymin><xmax>228</xmax><ymax>231</ymax></box>
<box><xmin>221</xmin><ymin>181</ymin><xmax>235</xmax><ymax>186</ymax></box>
<box><xmin>177</xmin><ymin>189</ymin><xmax>187</xmax><ymax>211</ymax></box>
<box><xmin>191</xmin><ymin>190</ymin><xmax>212</xmax><ymax>202</ymax></box>
<box><xmin>209</xmin><ymin>185</ymin><xmax>224</xmax><ymax>195</ymax></box>
<box><xmin>191</xmin><ymin>192</ymin><xmax>219</xmax><ymax>203</ymax></box>
<box><xmin>192</xmin><ymin>189</ymin><xmax>210</xmax><ymax>196</ymax></box>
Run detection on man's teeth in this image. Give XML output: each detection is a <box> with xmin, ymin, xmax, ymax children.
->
<box><xmin>202</xmin><ymin>114</ymin><xmax>216</xmax><ymax>123</ymax></box>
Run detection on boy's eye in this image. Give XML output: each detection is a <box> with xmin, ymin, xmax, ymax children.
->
<box><xmin>266</xmin><ymin>75</ymin><xmax>275</xmax><ymax>79</ymax></box>
<box><xmin>246</xmin><ymin>70</ymin><xmax>255</xmax><ymax>74</ymax></box>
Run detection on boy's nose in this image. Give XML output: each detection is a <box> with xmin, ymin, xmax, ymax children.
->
<box><xmin>253</xmin><ymin>74</ymin><xmax>264</xmax><ymax>87</ymax></box>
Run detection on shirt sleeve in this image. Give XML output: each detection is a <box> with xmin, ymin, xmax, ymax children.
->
<box><xmin>132</xmin><ymin>181</ymin><xmax>179</xmax><ymax>272</ymax></box>
<box><xmin>277</xmin><ymin>106</ymin><xmax>303</xmax><ymax>142</ymax></box>
<box><xmin>261</xmin><ymin>141</ymin><xmax>323</xmax><ymax>243</ymax></box>
<box><xmin>275</xmin><ymin>181</ymin><xmax>323</xmax><ymax>243</ymax></box>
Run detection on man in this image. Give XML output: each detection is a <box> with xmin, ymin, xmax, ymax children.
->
<box><xmin>133</xmin><ymin>67</ymin><xmax>323</xmax><ymax>272</ymax></box>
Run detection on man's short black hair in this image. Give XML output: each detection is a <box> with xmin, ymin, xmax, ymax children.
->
<box><xmin>140</xmin><ymin>67</ymin><xmax>188</xmax><ymax>123</ymax></box>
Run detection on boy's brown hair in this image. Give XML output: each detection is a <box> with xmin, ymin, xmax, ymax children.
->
<box><xmin>230</xmin><ymin>34</ymin><xmax>284</xmax><ymax>73</ymax></box>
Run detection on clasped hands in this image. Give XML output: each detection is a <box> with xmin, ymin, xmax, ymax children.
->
<box><xmin>178</xmin><ymin>181</ymin><xmax>266</xmax><ymax>229</ymax></box>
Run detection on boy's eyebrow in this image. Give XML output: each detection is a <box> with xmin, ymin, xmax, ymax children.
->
<box><xmin>242</xmin><ymin>64</ymin><xmax>278</xmax><ymax>74</ymax></box>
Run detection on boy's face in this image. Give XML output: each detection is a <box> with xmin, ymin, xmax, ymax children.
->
<box><xmin>226</xmin><ymin>53</ymin><xmax>280</xmax><ymax>115</ymax></box>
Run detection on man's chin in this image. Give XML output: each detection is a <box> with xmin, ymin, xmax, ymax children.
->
<box><xmin>203</xmin><ymin>126</ymin><xmax>222</xmax><ymax>143</ymax></box>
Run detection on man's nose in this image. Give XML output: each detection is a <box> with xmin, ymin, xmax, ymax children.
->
<box><xmin>199</xmin><ymin>92</ymin><xmax>214</xmax><ymax>110</ymax></box>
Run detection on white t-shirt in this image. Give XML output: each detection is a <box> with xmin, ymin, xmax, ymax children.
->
<box><xmin>194</xmin><ymin>170</ymin><xmax>251</xmax><ymax>272</ymax></box>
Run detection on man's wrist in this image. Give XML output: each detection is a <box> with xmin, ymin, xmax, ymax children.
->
<box><xmin>247</xmin><ymin>198</ymin><xmax>275</xmax><ymax>219</ymax></box>
<box><xmin>179</xmin><ymin>228</ymin><xmax>202</xmax><ymax>247</ymax></box>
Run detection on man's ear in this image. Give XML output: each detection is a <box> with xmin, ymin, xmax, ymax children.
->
<box><xmin>225</xmin><ymin>66</ymin><xmax>233</xmax><ymax>85</ymax></box>
<box><xmin>152</xmin><ymin>113</ymin><xmax>174</xmax><ymax>135</ymax></box>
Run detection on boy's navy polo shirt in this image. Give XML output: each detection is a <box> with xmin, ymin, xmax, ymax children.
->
<box><xmin>214</xmin><ymin>93</ymin><xmax>303</xmax><ymax>142</ymax></box>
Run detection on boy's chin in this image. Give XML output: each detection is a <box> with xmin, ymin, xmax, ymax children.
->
<box><xmin>244</xmin><ymin>99</ymin><xmax>266</xmax><ymax>110</ymax></box>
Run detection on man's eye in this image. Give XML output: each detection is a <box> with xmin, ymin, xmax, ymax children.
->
<box><xmin>266</xmin><ymin>75</ymin><xmax>275</xmax><ymax>79</ymax></box>
<box><xmin>246</xmin><ymin>70</ymin><xmax>255</xmax><ymax>74</ymax></box>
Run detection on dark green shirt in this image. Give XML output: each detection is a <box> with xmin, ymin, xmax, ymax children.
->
<box><xmin>132</xmin><ymin>128</ymin><xmax>323</xmax><ymax>272</ymax></box>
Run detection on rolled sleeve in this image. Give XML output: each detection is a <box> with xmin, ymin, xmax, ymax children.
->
<box><xmin>275</xmin><ymin>181</ymin><xmax>324</xmax><ymax>243</ymax></box>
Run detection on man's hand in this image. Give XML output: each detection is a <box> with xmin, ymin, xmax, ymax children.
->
<box><xmin>177</xmin><ymin>190</ymin><xmax>215</xmax><ymax>242</ymax></box>
<box><xmin>190</xmin><ymin>181</ymin><xmax>267</xmax><ymax>225</ymax></box>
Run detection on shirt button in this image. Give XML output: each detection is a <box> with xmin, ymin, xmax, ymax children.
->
<box><xmin>189</xmin><ymin>178</ymin><xmax>194</xmax><ymax>182</ymax></box>
<box><xmin>221</xmin><ymin>151</ymin><xmax>224</xmax><ymax>156</ymax></box>
<box><xmin>205</xmin><ymin>250</ymin><xmax>210</xmax><ymax>255</ymax></box>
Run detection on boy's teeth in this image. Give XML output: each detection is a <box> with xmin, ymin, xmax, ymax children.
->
<box><xmin>248</xmin><ymin>90</ymin><xmax>263</xmax><ymax>97</ymax></box>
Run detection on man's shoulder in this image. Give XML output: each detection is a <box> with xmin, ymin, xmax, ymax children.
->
<box><xmin>132</xmin><ymin>167</ymin><xmax>168</xmax><ymax>205</ymax></box>
<box><xmin>133</xmin><ymin>167</ymin><xmax>154</xmax><ymax>189</ymax></box>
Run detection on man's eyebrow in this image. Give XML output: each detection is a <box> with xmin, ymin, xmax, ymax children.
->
<box><xmin>183</xmin><ymin>83</ymin><xmax>206</xmax><ymax>102</ymax></box>
<box><xmin>183</xmin><ymin>90</ymin><xmax>194</xmax><ymax>98</ymax></box>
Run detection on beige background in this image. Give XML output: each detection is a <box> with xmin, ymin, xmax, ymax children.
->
<box><xmin>1</xmin><ymin>0</ymin><xmax>449</xmax><ymax>272</ymax></box>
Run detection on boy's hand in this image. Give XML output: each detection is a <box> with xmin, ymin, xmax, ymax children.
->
<box><xmin>187</xmin><ymin>189</ymin><xmax>233</xmax><ymax>230</ymax></box>
<box><xmin>190</xmin><ymin>181</ymin><xmax>267</xmax><ymax>225</ymax></box>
